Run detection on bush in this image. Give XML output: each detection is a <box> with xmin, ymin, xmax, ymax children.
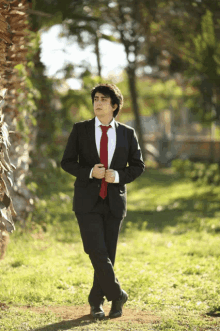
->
<box><xmin>172</xmin><ymin>159</ymin><xmax>220</xmax><ymax>186</ymax></box>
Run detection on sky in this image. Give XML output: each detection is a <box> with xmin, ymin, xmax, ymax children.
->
<box><xmin>40</xmin><ymin>24</ymin><xmax>127</xmax><ymax>89</ymax></box>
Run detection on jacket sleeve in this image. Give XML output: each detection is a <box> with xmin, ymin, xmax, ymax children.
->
<box><xmin>117</xmin><ymin>129</ymin><xmax>145</xmax><ymax>185</ymax></box>
<box><xmin>60</xmin><ymin>124</ymin><xmax>91</xmax><ymax>182</ymax></box>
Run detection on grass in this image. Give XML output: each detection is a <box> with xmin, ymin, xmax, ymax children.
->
<box><xmin>1</xmin><ymin>165</ymin><xmax>220</xmax><ymax>329</ymax></box>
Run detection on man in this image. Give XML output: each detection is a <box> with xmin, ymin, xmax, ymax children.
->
<box><xmin>61</xmin><ymin>83</ymin><xmax>145</xmax><ymax>320</ymax></box>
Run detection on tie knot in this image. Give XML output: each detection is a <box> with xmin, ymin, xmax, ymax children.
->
<box><xmin>100</xmin><ymin>125</ymin><xmax>111</xmax><ymax>133</ymax></box>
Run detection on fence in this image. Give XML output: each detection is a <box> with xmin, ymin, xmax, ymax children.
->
<box><xmin>144</xmin><ymin>135</ymin><xmax>220</xmax><ymax>163</ymax></box>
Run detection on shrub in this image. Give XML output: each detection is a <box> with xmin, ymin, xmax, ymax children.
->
<box><xmin>172</xmin><ymin>159</ymin><xmax>220</xmax><ymax>185</ymax></box>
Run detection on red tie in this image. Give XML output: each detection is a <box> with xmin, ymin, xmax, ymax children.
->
<box><xmin>99</xmin><ymin>125</ymin><xmax>111</xmax><ymax>199</ymax></box>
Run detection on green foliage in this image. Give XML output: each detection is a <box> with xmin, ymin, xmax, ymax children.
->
<box><xmin>30</xmin><ymin>0</ymin><xmax>220</xmax><ymax>125</ymax></box>
<box><xmin>182</xmin><ymin>9</ymin><xmax>220</xmax><ymax>121</ymax></box>
<box><xmin>193</xmin><ymin>10</ymin><xmax>220</xmax><ymax>77</ymax></box>
<box><xmin>15</xmin><ymin>62</ymin><xmax>40</xmax><ymax>113</ymax></box>
<box><xmin>137</xmin><ymin>78</ymin><xmax>183</xmax><ymax>115</ymax></box>
<box><xmin>25</xmin><ymin>30</ymin><xmax>72</xmax><ymax>162</ymax></box>
<box><xmin>61</xmin><ymin>69</ymin><xmax>106</xmax><ymax>123</ymax></box>
<box><xmin>117</xmin><ymin>74</ymin><xmax>196</xmax><ymax>124</ymax></box>
<box><xmin>11</xmin><ymin>30</ymin><xmax>43</xmax><ymax>143</ymax></box>
<box><xmin>172</xmin><ymin>159</ymin><xmax>220</xmax><ymax>186</ymax></box>
<box><xmin>25</xmin><ymin>164</ymin><xmax>79</xmax><ymax>242</ymax></box>
<box><xmin>31</xmin><ymin>0</ymin><xmax>99</xmax><ymax>33</ymax></box>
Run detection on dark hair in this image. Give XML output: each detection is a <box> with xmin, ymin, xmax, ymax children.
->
<box><xmin>91</xmin><ymin>83</ymin><xmax>123</xmax><ymax>118</ymax></box>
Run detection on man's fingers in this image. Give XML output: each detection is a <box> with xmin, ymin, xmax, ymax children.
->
<box><xmin>93</xmin><ymin>166</ymin><xmax>114</xmax><ymax>180</ymax></box>
<box><xmin>106</xmin><ymin>171</ymin><xmax>114</xmax><ymax>179</ymax></box>
<box><xmin>105</xmin><ymin>177</ymin><xmax>114</xmax><ymax>183</ymax></box>
<box><xmin>106</xmin><ymin>169</ymin><xmax>113</xmax><ymax>173</ymax></box>
<box><xmin>105</xmin><ymin>170</ymin><xmax>115</xmax><ymax>182</ymax></box>
<box><xmin>96</xmin><ymin>163</ymin><xmax>104</xmax><ymax>168</ymax></box>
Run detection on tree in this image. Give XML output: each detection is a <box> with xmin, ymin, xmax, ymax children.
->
<box><xmin>31</xmin><ymin>0</ymin><xmax>106</xmax><ymax>80</ymax></box>
<box><xmin>138</xmin><ymin>0</ymin><xmax>220</xmax><ymax>122</ymax></box>
<box><xmin>29</xmin><ymin>0</ymin><xmax>220</xmax><ymax>162</ymax></box>
<box><xmin>94</xmin><ymin>0</ymin><xmax>147</xmax><ymax>160</ymax></box>
<box><xmin>0</xmin><ymin>0</ymin><xmax>40</xmax><ymax>258</ymax></box>
<box><xmin>31</xmin><ymin>1</ymin><xmax>148</xmax><ymax>160</ymax></box>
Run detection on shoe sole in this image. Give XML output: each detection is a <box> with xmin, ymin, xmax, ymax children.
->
<box><xmin>91</xmin><ymin>312</ymin><xmax>105</xmax><ymax>320</ymax></box>
<box><xmin>109</xmin><ymin>311</ymin><xmax>122</xmax><ymax>318</ymax></box>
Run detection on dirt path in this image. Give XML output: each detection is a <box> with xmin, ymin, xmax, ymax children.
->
<box><xmin>20</xmin><ymin>304</ymin><xmax>160</xmax><ymax>327</ymax></box>
<box><xmin>1</xmin><ymin>301</ymin><xmax>160</xmax><ymax>329</ymax></box>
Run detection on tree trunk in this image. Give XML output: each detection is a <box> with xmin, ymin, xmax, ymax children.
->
<box><xmin>126</xmin><ymin>65</ymin><xmax>146</xmax><ymax>161</ymax></box>
<box><xmin>94</xmin><ymin>33</ymin><xmax>102</xmax><ymax>81</ymax></box>
<box><xmin>0</xmin><ymin>0</ymin><xmax>38</xmax><ymax>258</ymax></box>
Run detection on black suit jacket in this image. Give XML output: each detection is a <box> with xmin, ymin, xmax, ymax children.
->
<box><xmin>61</xmin><ymin>118</ymin><xmax>145</xmax><ymax>218</ymax></box>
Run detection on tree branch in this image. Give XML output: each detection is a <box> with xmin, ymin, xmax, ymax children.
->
<box><xmin>27</xmin><ymin>9</ymin><xmax>53</xmax><ymax>18</ymax></box>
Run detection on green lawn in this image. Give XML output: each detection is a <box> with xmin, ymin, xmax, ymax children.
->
<box><xmin>1</xmin><ymin>166</ymin><xmax>220</xmax><ymax>330</ymax></box>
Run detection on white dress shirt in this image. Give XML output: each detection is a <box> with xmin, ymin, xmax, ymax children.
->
<box><xmin>90</xmin><ymin>117</ymin><xmax>119</xmax><ymax>183</ymax></box>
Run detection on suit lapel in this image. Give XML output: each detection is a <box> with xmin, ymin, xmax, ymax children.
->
<box><xmin>110</xmin><ymin>121</ymin><xmax>120</xmax><ymax>169</ymax></box>
<box><xmin>86</xmin><ymin>118</ymin><xmax>100</xmax><ymax>164</ymax></box>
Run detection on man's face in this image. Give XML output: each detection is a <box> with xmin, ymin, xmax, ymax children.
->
<box><xmin>93</xmin><ymin>92</ymin><xmax>116</xmax><ymax>119</ymax></box>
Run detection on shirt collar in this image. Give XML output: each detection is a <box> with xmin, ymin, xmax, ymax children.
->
<box><xmin>95</xmin><ymin>116</ymin><xmax>115</xmax><ymax>128</ymax></box>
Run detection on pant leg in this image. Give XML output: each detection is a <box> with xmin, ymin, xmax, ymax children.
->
<box><xmin>76</xmin><ymin>211</ymin><xmax>122</xmax><ymax>304</ymax></box>
<box><xmin>90</xmin><ymin>210</ymin><xmax>123</xmax><ymax>304</ymax></box>
<box><xmin>104</xmin><ymin>210</ymin><xmax>123</xmax><ymax>266</ymax></box>
<box><xmin>89</xmin><ymin>271</ymin><xmax>104</xmax><ymax>305</ymax></box>
<box><xmin>89</xmin><ymin>198</ymin><xmax>123</xmax><ymax>304</ymax></box>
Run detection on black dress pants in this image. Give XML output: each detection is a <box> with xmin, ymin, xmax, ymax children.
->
<box><xmin>76</xmin><ymin>196</ymin><xmax>123</xmax><ymax>305</ymax></box>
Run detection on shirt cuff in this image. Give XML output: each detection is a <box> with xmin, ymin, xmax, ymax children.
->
<box><xmin>114</xmin><ymin>170</ymin><xmax>119</xmax><ymax>183</ymax></box>
<box><xmin>90</xmin><ymin>168</ymin><xmax>93</xmax><ymax>178</ymax></box>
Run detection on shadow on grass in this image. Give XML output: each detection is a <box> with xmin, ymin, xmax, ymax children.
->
<box><xmin>32</xmin><ymin>314</ymin><xmax>105</xmax><ymax>331</ymax></box>
<box><xmin>130</xmin><ymin>168</ymin><xmax>181</xmax><ymax>190</ymax></box>
<box><xmin>121</xmin><ymin>169</ymin><xmax>220</xmax><ymax>234</ymax></box>
<box><xmin>121</xmin><ymin>209</ymin><xmax>183</xmax><ymax>233</ymax></box>
<box><xmin>28</xmin><ymin>166</ymin><xmax>220</xmax><ymax>235</ymax></box>
<box><xmin>126</xmin><ymin>202</ymin><xmax>219</xmax><ymax>232</ymax></box>
<box><xmin>206</xmin><ymin>307</ymin><xmax>220</xmax><ymax>318</ymax></box>
<box><xmin>122</xmin><ymin>197</ymin><xmax>220</xmax><ymax>234</ymax></box>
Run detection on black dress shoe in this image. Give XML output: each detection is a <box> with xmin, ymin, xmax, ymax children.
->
<box><xmin>109</xmin><ymin>290</ymin><xmax>128</xmax><ymax>318</ymax></box>
<box><xmin>90</xmin><ymin>304</ymin><xmax>105</xmax><ymax>320</ymax></box>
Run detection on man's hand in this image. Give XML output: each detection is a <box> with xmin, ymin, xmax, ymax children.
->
<box><xmin>92</xmin><ymin>164</ymin><xmax>105</xmax><ymax>179</ymax></box>
<box><xmin>105</xmin><ymin>169</ymin><xmax>115</xmax><ymax>183</ymax></box>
